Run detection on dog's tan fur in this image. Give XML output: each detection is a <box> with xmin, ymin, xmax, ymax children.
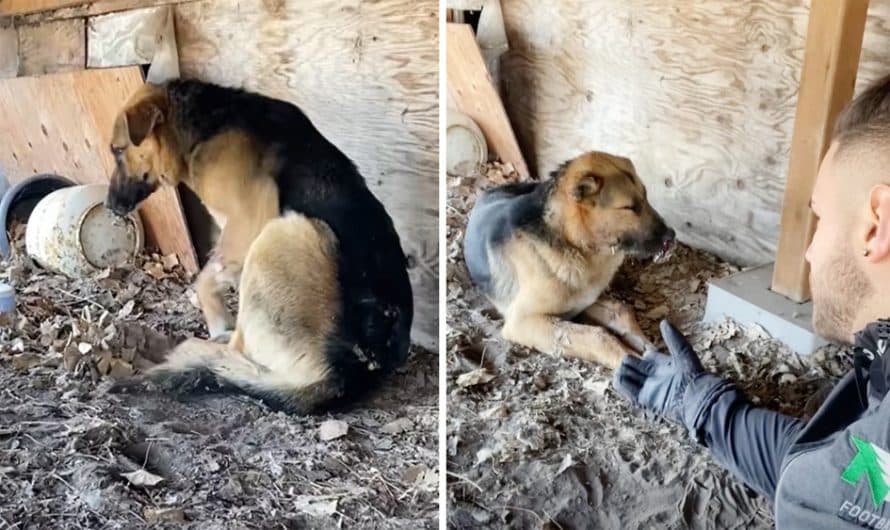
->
<box><xmin>109</xmin><ymin>84</ymin><xmax>338</xmax><ymax>408</ymax></box>
<box><xmin>156</xmin><ymin>212</ymin><xmax>338</xmax><ymax>395</ymax></box>
<box><xmin>111</xmin><ymin>84</ymin><xmax>282</xmax><ymax>339</ymax></box>
<box><xmin>466</xmin><ymin>152</ymin><xmax>675</xmax><ymax>369</ymax></box>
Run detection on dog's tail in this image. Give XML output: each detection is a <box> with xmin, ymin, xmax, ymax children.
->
<box><xmin>112</xmin><ymin>338</ymin><xmax>345</xmax><ymax>414</ymax></box>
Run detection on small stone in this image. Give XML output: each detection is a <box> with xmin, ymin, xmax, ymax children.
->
<box><xmin>319</xmin><ymin>419</ymin><xmax>349</xmax><ymax>441</ymax></box>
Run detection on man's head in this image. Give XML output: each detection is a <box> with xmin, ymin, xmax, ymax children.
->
<box><xmin>807</xmin><ymin>74</ymin><xmax>890</xmax><ymax>343</ymax></box>
<box><xmin>105</xmin><ymin>83</ymin><xmax>182</xmax><ymax>216</ymax></box>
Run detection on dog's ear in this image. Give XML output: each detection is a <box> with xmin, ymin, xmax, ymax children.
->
<box><xmin>117</xmin><ymin>99</ymin><xmax>165</xmax><ymax>147</ymax></box>
<box><xmin>572</xmin><ymin>172</ymin><xmax>603</xmax><ymax>200</ymax></box>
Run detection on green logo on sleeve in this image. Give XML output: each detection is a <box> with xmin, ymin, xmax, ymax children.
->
<box><xmin>842</xmin><ymin>435</ymin><xmax>890</xmax><ymax>508</ymax></box>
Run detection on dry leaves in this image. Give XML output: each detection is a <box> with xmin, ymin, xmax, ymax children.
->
<box><xmin>456</xmin><ymin>368</ymin><xmax>495</xmax><ymax>388</ymax></box>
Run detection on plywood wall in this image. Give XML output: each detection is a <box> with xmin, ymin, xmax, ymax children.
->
<box><xmin>3</xmin><ymin>0</ymin><xmax>439</xmax><ymax>349</ymax></box>
<box><xmin>171</xmin><ymin>0</ymin><xmax>439</xmax><ymax>348</ymax></box>
<box><xmin>499</xmin><ymin>0</ymin><xmax>890</xmax><ymax>266</ymax></box>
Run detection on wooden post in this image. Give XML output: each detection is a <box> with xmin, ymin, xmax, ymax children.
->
<box><xmin>771</xmin><ymin>0</ymin><xmax>869</xmax><ymax>302</ymax></box>
<box><xmin>447</xmin><ymin>22</ymin><xmax>530</xmax><ymax>179</ymax></box>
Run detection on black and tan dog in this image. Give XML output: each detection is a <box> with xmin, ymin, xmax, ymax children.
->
<box><xmin>463</xmin><ymin>151</ymin><xmax>675</xmax><ymax>369</ymax></box>
<box><xmin>106</xmin><ymin>79</ymin><xmax>413</xmax><ymax>413</ymax></box>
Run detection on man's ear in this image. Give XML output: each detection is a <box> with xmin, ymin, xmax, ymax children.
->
<box><xmin>572</xmin><ymin>172</ymin><xmax>604</xmax><ymax>201</ymax></box>
<box><xmin>865</xmin><ymin>184</ymin><xmax>890</xmax><ymax>262</ymax></box>
<box><xmin>123</xmin><ymin>100</ymin><xmax>165</xmax><ymax>146</ymax></box>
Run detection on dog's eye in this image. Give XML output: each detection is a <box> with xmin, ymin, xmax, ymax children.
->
<box><xmin>620</xmin><ymin>203</ymin><xmax>641</xmax><ymax>214</ymax></box>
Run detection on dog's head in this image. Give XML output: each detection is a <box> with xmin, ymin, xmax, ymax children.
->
<box><xmin>105</xmin><ymin>84</ymin><xmax>180</xmax><ymax>216</ymax></box>
<box><xmin>553</xmin><ymin>151</ymin><xmax>675</xmax><ymax>262</ymax></box>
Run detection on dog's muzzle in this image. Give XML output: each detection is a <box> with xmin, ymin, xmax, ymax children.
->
<box><xmin>106</xmin><ymin>170</ymin><xmax>155</xmax><ymax>216</ymax></box>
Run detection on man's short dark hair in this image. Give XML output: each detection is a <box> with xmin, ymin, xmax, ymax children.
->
<box><xmin>833</xmin><ymin>73</ymin><xmax>890</xmax><ymax>150</ymax></box>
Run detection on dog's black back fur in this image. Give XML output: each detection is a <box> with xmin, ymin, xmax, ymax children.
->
<box><xmin>463</xmin><ymin>181</ymin><xmax>553</xmax><ymax>295</ymax></box>
<box><xmin>166</xmin><ymin>80</ymin><xmax>413</xmax><ymax>404</ymax></box>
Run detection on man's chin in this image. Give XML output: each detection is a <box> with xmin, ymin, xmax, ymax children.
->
<box><xmin>812</xmin><ymin>308</ymin><xmax>854</xmax><ymax>346</ymax></box>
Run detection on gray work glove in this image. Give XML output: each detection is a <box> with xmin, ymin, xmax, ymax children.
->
<box><xmin>612</xmin><ymin>320</ymin><xmax>705</xmax><ymax>425</ymax></box>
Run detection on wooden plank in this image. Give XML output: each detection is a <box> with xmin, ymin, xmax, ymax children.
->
<box><xmin>0</xmin><ymin>68</ymin><xmax>198</xmax><ymax>273</ymax></box>
<box><xmin>174</xmin><ymin>0</ymin><xmax>439</xmax><ymax>349</ymax></box>
<box><xmin>0</xmin><ymin>0</ymin><xmax>83</xmax><ymax>16</ymax></box>
<box><xmin>18</xmin><ymin>0</ymin><xmax>195</xmax><ymax>23</ymax></box>
<box><xmin>86</xmin><ymin>5</ymin><xmax>168</xmax><ymax>68</ymax></box>
<box><xmin>0</xmin><ymin>17</ymin><xmax>17</xmax><ymax>78</ymax></box>
<box><xmin>447</xmin><ymin>22</ymin><xmax>529</xmax><ymax>179</ymax></box>
<box><xmin>17</xmin><ymin>18</ymin><xmax>84</xmax><ymax>76</ymax></box>
<box><xmin>771</xmin><ymin>0</ymin><xmax>869</xmax><ymax>302</ymax></box>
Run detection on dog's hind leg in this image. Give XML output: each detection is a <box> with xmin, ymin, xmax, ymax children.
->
<box><xmin>502</xmin><ymin>313</ymin><xmax>632</xmax><ymax>369</ymax></box>
<box><xmin>578</xmin><ymin>299</ymin><xmax>654</xmax><ymax>354</ymax></box>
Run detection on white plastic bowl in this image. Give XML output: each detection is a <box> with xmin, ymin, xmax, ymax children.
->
<box><xmin>446</xmin><ymin>108</ymin><xmax>488</xmax><ymax>175</ymax></box>
<box><xmin>25</xmin><ymin>184</ymin><xmax>144</xmax><ymax>277</ymax></box>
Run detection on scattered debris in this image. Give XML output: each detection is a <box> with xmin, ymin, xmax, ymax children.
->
<box><xmin>382</xmin><ymin>417</ymin><xmax>414</xmax><ymax>435</ymax></box>
<box><xmin>446</xmin><ymin>162</ymin><xmax>850</xmax><ymax>529</ymax></box>
<box><xmin>456</xmin><ymin>368</ymin><xmax>495</xmax><ymax>387</ymax></box>
<box><xmin>1</xmin><ymin>221</ymin><xmax>438</xmax><ymax>528</ymax></box>
<box><xmin>121</xmin><ymin>469</ymin><xmax>165</xmax><ymax>487</ymax></box>
<box><xmin>294</xmin><ymin>496</ymin><xmax>339</xmax><ymax>517</ymax></box>
<box><xmin>319</xmin><ymin>419</ymin><xmax>349</xmax><ymax>441</ymax></box>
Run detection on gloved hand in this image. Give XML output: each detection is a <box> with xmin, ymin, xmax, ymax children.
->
<box><xmin>612</xmin><ymin>320</ymin><xmax>706</xmax><ymax>425</ymax></box>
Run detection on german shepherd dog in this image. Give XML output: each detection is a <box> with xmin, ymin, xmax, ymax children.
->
<box><xmin>106</xmin><ymin>80</ymin><xmax>413</xmax><ymax>413</ymax></box>
<box><xmin>463</xmin><ymin>151</ymin><xmax>675</xmax><ymax>369</ymax></box>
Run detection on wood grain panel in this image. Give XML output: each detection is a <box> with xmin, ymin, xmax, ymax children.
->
<box><xmin>0</xmin><ymin>18</ymin><xmax>17</xmax><ymax>78</ymax></box>
<box><xmin>87</xmin><ymin>6</ymin><xmax>169</xmax><ymax>68</ymax></box>
<box><xmin>0</xmin><ymin>68</ymin><xmax>198</xmax><ymax>273</ymax></box>
<box><xmin>174</xmin><ymin>0</ymin><xmax>439</xmax><ymax>349</ymax></box>
<box><xmin>17</xmin><ymin>18</ymin><xmax>84</xmax><ymax>76</ymax></box>
<box><xmin>498</xmin><ymin>0</ymin><xmax>890</xmax><ymax>266</ymax></box>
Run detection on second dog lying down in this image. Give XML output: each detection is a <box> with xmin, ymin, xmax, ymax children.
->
<box><xmin>464</xmin><ymin>151</ymin><xmax>675</xmax><ymax>369</ymax></box>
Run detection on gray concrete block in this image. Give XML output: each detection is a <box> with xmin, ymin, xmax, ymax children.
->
<box><xmin>703</xmin><ymin>263</ymin><xmax>828</xmax><ymax>355</ymax></box>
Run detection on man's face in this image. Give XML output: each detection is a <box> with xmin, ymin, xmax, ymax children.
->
<box><xmin>805</xmin><ymin>142</ymin><xmax>872</xmax><ymax>344</ymax></box>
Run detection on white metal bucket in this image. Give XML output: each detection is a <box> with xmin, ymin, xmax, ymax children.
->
<box><xmin>25</xmin><ymin>184</ymin><xmax>144</xmax><ymax>277</ymax></box>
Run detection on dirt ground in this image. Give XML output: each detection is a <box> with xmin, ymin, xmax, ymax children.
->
<box><xmin>445</xmin><ymin>163</ymin><xmax>852</xmax><ymax>530</ymax></box>
<box><xmin>0</xmin><ymin>224</ymin><xmax>438</xmax><ymax>529</ymax></box>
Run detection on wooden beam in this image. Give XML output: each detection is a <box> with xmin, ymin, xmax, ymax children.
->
<box><xmin>18</xmin><ymin>0</ymin><xmax>196</xmax><ymax>23</ymax></box>
<box><xmin>0</xmin><ymin>68</ymin><xmax>199</xmax><ymax>273</ymax></box>
<box><xmin>0</xmin><ymin>0</ymin><xmax>83</xmax><ymax>16</ymax></box>
<box><xmin>447</xmin><ymin>22</ymin><xmax>529</xmax><ymax>179</ymax></box>
<box><xmin>771</xmin><ymin>0</ymin><xmax>869</xmax><ymax>301</ymax></box>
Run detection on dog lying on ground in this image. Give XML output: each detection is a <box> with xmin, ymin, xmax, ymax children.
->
<box><xmin>105</xmin><ymin>79</ymin><xmax>413</xmax><ymax>413</ymax></box>
<box><xmin>463</xmin><ymin>151</ymin><xmax>675</xmax><ymax>369</ymax></box>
